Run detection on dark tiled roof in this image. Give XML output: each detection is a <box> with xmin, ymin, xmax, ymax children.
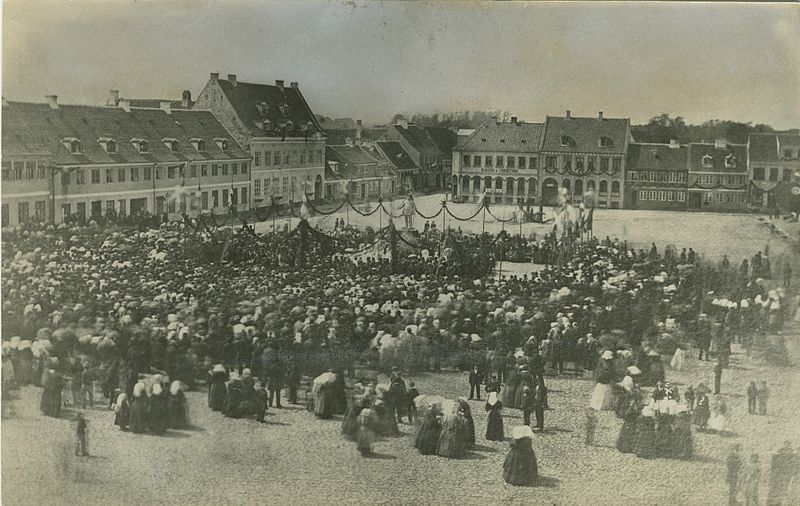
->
<box><xmin>325</xmin><ymin>129</ymin><xmax>357</xmax><ymax>146</ymax></box>
<box><xmin>393</xmin><ymin>125</ymin><xmax>442</xmax><ymax>157</ymax></box>
<box><xmin>425</xmin><ymin>127</ymin><xmax>458</xmax><ymax>154</ymax></box>
<box><xmin>748</xmin><ymin>134</ymin><xmax>779</xmax><ymax>162</ymax></box>
<box><xmin>688</xmin><ymin>143</ymin><xmax>748</xmax><ymax>172</ymax></box>
<box><xmin>325</xmin><ymin>145</ymin><xmax>394</xmax><ymax>180</ymax></box>
<box><xmin>778</xmin><ymin>134</ymin><xmax>800</xmax><ymax>148</ymax></box>
<box><xmin>376</xmin><ymin>142</ymin><xmax>419</xmax><ymax>172</ymax></box>
<box><xmin>2</xmin><ymin>101</ymin><xmax>249</xmax><ymax>165</ymax></box>
<box><xmin>541</xmin><ymin>115</ymin><xmax>629</xmax><ymax>154</ymax></box>
<box><xmin>455</xmin><ymin>121</ymin><xmax>544</xmax><ymax>153</ymax></box>
<box><xmin>626</xmin><ymin>143</ymin><xmax>688</xmax><ymax>171</ymax></box>
<box><xmin>216</xmin><ymin>79</ymin><xmax>324</xmax><ymax>138</ymax></box>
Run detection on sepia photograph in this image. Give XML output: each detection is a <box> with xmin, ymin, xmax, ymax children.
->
<box><xmin>1</xmin><ymin>0</ymin><xmax>799</xmax><ymax>504</ymax></box>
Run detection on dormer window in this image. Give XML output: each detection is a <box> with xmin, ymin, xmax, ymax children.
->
<box><xmin>98</xmin><ymin>137</ymin><xmax>117</xmax><ymax>154</ymax></box>
<box><xmin>214</xmin><ymin>138</ymin><xmax>230</xmax><ymax>150</ymax></box>
<box><xmin>189</xmin><ymin>138</ymin><xmax>205</xmax><ymax>152</ymax></box>
<box><xmin>162</xmin><ymin>138</ymin><xmax>179</xmax><ymax>152</ymax></box>
<box><xmin>599</xmin><ymin>136</ymin><xmax>613</xmax><ymax>148</ymax></box>
<box><xmin>62</xmin><ymin>137</ymin><xmax>82</xmax><ymax>154</ymax></box>
<box><xmin>560</xmin><ymin>135</ymin><xmax>574</xmax><ymax>147</ymax></box>
<box><xmin>131</xmin><ymin>138</ymin><xmax>149</xmax><ymax>153</ymax></box>
<box><xmin>725</xmin><ymin>154</ymin><xmax>736</xmax><ymax>168</ymax></box>
<box><xmin>702</xmin><ymin>154</ymin><xmax>713</xmax><ymax>168</ymax></box>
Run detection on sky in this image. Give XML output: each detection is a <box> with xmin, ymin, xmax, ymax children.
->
<box><xmin>2</xmin><ymin>1</ymin><xmax>799</xmax><ymax>128</ymax></box>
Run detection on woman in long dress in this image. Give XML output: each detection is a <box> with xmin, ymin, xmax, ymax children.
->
<box><xmin>415</xmin><ymin>408</ymin><xmax>442</xmax><ymax>455</ymax></box>
<box><xmin>129</xmin><ymin>382</ymin><xmax>149</xmax><ymax>433</ymax></box>
<box><xmin>207</xmin><ymin>364</ymin><xmax>228</xmax><ymax>411</ymax></box>
<box><xmin>313</xmin><ymin>382</ymin><xmax>334</xmax><ymax>420</ymax></box>
<box><xmin>503</xmin><ymin>426</ymin><xmax>538</xmax><ymax>486</ymax></box>
<box><xmin>633</xmin><ymin>403</ymin><xmax>657</xmax><ymax>459</ymax></box>
<box><xmin>113</xmin><ymin>392</ymin><xmax>130</xmax><ymax>431</ymax></box>
<box><xmin>355</xmin><ymin>408</ymin><xmax>377</xmax><ymax>456</ymax></box>
<box><xmin>616</xmin><ymin>391</ymin><xmax>641</xmax><ymax>454</ymax></box>
<box><xmin>341</xmin><ymin>388</ymin><xmax>364</xmax><ymax>441</ymax></box>
<box><xmin>590</xmin><ymin>351</ymin><xmax>616</xmax><ymax>411</ymax></box>
<box><xmin>672</xmin><ymin>407</ymin><xmax>693</xmax><ymax>459</ymax></box>
<box><xmin>168</xmin><ymin>380</ymin><xmax>189</xmax><ymax>429</ymax></box>
<box><xmin>502</xmin><ymin>367</ymin><xmax>521</xmax><ymax>408</ymax></box>
<box><xmin>514</xmin><ymin>368</ymin><xmax>534</xmax><ymax>411</ymax></box>
<box><xmin>437</xmin><ymin>403</ymin><xmax>468</xmax><ymax>459</ymax></box>
<box><xmin>148</xmin><ymin>383</ymin><xmax>169</xmax><ymax>435</ymax></box>
<box><xmin>485</xmin><ymin>392</ymin><xmax>505</xmax><ymax>442</ymax></box>
<box><xmin>39</xmin><ymin>359</ymin><xmax>64</xmax><ymax>418</ymax></box>
<box><xmin>692</xmin><ymin>387</ymin><xmax>711</xmax><ymax>429</ymax></box>
<box><xmin>460</xmin><ymin>399</ymin><xmax>476</xmax><ymax>449</ymax></box>
<box><xmin>707</xmin><ymin>397</ymin><xmax>728</xmax><ymax>433</ymax></box>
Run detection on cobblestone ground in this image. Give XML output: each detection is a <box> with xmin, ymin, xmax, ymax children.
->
<box><xmin>3</xmin><ymin>321</ymin><xmax>800</xmax><ymax>505</ymax></box>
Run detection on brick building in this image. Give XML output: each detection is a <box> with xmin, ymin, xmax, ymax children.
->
<box><xmin>1</xmin><ymin>96</ymin><xmax>250</xmax><ymax>227</ymax></box>
<box><xmin>625</xmin><ymin>142</ymin><xmax>689</xmax><ymax>211</ymax></box>
<box><xmin>193</xmin><ymin>73</ymin><xmax>326</xmax><ymax>207</ymax></box>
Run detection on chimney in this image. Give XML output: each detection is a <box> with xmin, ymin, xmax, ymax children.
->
<box><xmin>181</xmin><ymin>90</ymin><xmax>191</xmax><ymax>108</ymax></box>
<box><xmin>160</xmin><ymin>101</ymin><xmax>172</xmax><ymax>114</ymax></box>
<box><xmin>566</xmin><ymin>110</ymin><xmax>571</xmax><ymax>119</ymax></box>
<box><xmin>492</xmin><ymin>116</ymin><xmax>499</xmax><ymax>125</ymax></box>
<box><xmin>227</xmin><ymin>74</ymin><xmax>237</xmax><ymax>87</ymax></box>
<box><xmin>714</xmin><ymin>138</ymin><xmax>727</xmax><ymax>150</ymax></box>
<box><xmin>45</xmin><ymin>95</ymin><xmax>59</xmax><ymax>110</ymax></box>
<box><xmin>119</xmin><ymin>99</ymin><xmax>130</xmax><ymax>113</ymax></box>
<box><xmin>290</xmin><ymin>82</ymin><xmax>299</xmax><ymax>89</ymax></box>
<box><xmin>109</xmin><ymin>90</ymin><xmax>120</xmax><ymax>106</ymax></box>
<box><xmin>275</xmin><ymin>80</ymin><xmax>284</xmax><ymax>92</ymax></box>
<box><xmin>356</xmin><ymin>119</ymin><xmax>363</xmax><ymax>145</ymax></box>
<box><xmin>511</xmin><ymin>116</ymin><xmax>518</xmax><ymax>124</ymax></box>
<box><xmin>598</xmin><ymin>111</ymin><xmax>604</xmax><ymax>120</ymax></box>
<box><xmin>210</xmin><ymin>72</ymin><xmax>219</xmax><ymax>81</ymax></box>
<box><xmin>669</xmin><ymin>139</ymin><xmax>680</xmax><ymax>149</ymax></box>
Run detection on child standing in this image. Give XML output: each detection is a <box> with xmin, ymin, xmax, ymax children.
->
<box><xmin>255</xmin><ymin>380</ymin><xmax>269</xmax><ymax>423</ymax></box>
<box><xmin>746</xmin><ymin>382</ymin><xmax>758</xmax><ymax>414</ymax></box>
<box><xmin>406</xmin><ymin>381</ymin><xmax>419</xmax><ymax>423</ymax></box>
<box><xmin>75</xmin><ymin>413</ymin><xmax>89</xmax><ymax>457</ymax></box>
<box><xmin>585</xmin><ymin>409</ymin><xmax>597</xmax><ymax>446</ymax></box>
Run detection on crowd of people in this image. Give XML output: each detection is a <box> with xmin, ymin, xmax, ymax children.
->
<box><xmin>2</xmin><ymin>209</ymin><xmax>799</xmax><ymax>488</ymax></box>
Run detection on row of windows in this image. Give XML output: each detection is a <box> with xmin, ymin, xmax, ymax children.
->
<box><xmin>57</xmin><ymin>163</ymin><xmax>248</xmax><ymax>185</ymax></box>
<box><xmin>694</xmin><ymin>174</ymin><xmax>747</xmax><ymax>186</ymax></box>
<box><xmin>627</xmin><ymin>171</ymin><xmax>687</xmax><ymax>183</ymax></box>
<box><xmin>463</xmin><ymin>154</ymin><xmax>534</xmax><ymax>169</ymax></box>
<box><xmin>752</xmin><ymin>167</ymin><xmax>794</xmax><ymax>182</ymax></box>
<box><xmin>62</xmin><ymin>138</ymin><xmax>228</xmax><ymax>156</ymax></box>
<box><xmin>253</xmin><ymin>176</ymin><xmax>306</xmax><ymax>198</ymax></box>
<box><xmin>1</xmin><ymin>161</ymin><xmax>49</xmax><ymax>181</ymax></box>
<box><xmin>544</xmin><ymin>155</ymin><xmax>621</xmax><ymax>171</ymax></box>
<box><xmin>638</xmin><ymin>190</ymin><xmax>686</xmax><ymax>202</ymax></box>
<box><xmin>253</xmin><ymin>150</ymin><xmax>324</xmax><ymax>167</ymax></box>
<box><xmin>701</xmin><ymin>191</ymin><xmax>747</xmax><ymax>204</ymax></box>
<box><xmin>700</xmin><ymin>154</ymin><xmax>737</xmax><ymax>169</ymax></box>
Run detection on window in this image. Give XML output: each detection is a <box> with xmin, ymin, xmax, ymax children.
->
<box><xmin>1</xmin><ymin>162</ymin><xmax>11</xmax><ymax>181</ymax></box>
<box><xmin>282</xmin><ymin>177</ymin><xmax>289</xmax><ymax>194</ymax></box>
<box><xmin>264</xmin><ymin>178</ymin><xmax>272</xmax><ymax>195</ymax></box>
<box><xmin>130</xmin><ymin>167</ymin><xmax>139</xmax><ymax>181</ymax></box>
<box><xmin>37</xmin><ymin>162</ymin><xmax>46</xmax><ymax>179</ymax></box>
<box><xmin>212</xmin><ymin>190</ymin><xmax>219</xmax><ymax>207</ymax></box>
<box><xmin>299</xmin><ymin>153</ymin><xmax>306</xmax><ymax>165</ymax></box>
<box><xmin>18</xmin><ymin>202</ymin><xmax>30</xmax><ymax>224</ymax></box>
<box><xmin>473</xmin><ymin>155</ymin><xmax>481</xmax><ymax>166</ymax></box>
<box><xmin>265</xmin><ymin>151</ymin><xmax>271</xmax><ymax>166</ymax></box>
<box><xmin>600</xmin><ymin>180</ymin><xmax>608</xmax><ymax>194</ymax></box>
<box><xmin>274</xmin><ymin>153</ymin><xmax>281</xmax><ymax>165</ymax></box>
<box><xmin>507</xmin><ymin>156</ymin><xmax>515</xmax><ymax>168</ymax></box>
<box><xmin>715</xmin><ymin>193</ymin><xmax>724</xmax><ymax>203</ymax></box>
<box><xmin>639</xmin><ymin>190</ymin><xmax>648</xmax><ymax>200</ymax></box>
<box><xmin>648</xmin><ymin>171</ymin><xmax>656</xmax><ymax>182</ymax></box>
<box><xmin>677</xmin><ymin>172</ymin><xmax>686</xmax><ymax>183</ymax></box>
<box><xmin>137</xmin><ymin>140</ymin><xmax>149</xmax><ymax>153</ymax></box>
<box><xmin>61</xmin><ymin>204</ymin><xmax>71</xmax><ymax>220</ymax></box>
<box><xmin>35</xmin><ymin>201</ymin><xmax>46</xmax><ymax>221</ymax></box>
<box><xmin>91</xmin><ymin>169</ymin><xmax>100</xmax><ymax>184</ymax></box>
<box><xmin>105</xmin><ymin>140</ymin><xmax>117</xmax><ymax>154</ymax></box>
<box><xmin>518</xmin><ymin>157</ymin><xmax>526</xmax><ymax>169</ymax></box>
<box><xmin>576</xmin><ymin>157</ymin><xmax>584</xmax><ymax>171</ymax></box>
<box><xmin>69</xmin><ymin>140</ymin><xmax>82</xmax><ymax>154</ymax></box>
<box><xmin>769</xmin><ymin>167</ymin><xmax>779</xmax><ymax>182</ymax></box>
<box><xmin>241</xmin><ymin>162</ymin><xmax>247</xmax><ymax>174</ymax></box>
<box><xmin>195</xmin><ymin>140</ymin><xmax>206</xmax><ymax>152</ymax></box>
<box><xmin>212</xmin><ymin>164</ymin><xmax>218</xmax><ymax>177</ymax></box>
<box><xmin>144</xmin><ymin>166</ymin><xmax>152</xmax><ymax>180</ymax></box>
<box><xmin>563</xmin><ymin>157</ymin><xmax>572</xmax><ymax>170</ymax></box>
<box><xmin>317</xmin><ymin>150</ymin><xmax>324</xmax><ymax>163</ymax></box>
<box><xmin>627</xmin><ymin>171</ymin><xmax>638</xmax><ymax>181</ymax></box>
<box><xmin>222</xmin><ymin>164</ymin><xmax>228</xmax><ymax>176</ymax></box>
<box><xmin>168</xmin><ymin>167</ymin><xmax>176</xmax><ymax>179</ymax></box>
<box><xmin>782</xmin><ymin>169</ymin><xmax>792</xmax><ymax>182</ymax></box>
<box><xmin>222</xmin><ymin>189</ymin><xmax>229</xmax><ymax>207</ymax></box>
<box><xmin>530</xmin><ymin>157</ymin><xmax>538</xmax><ymax>168</ymax></box>
<box><xmin>784</xmin><ymin>149</ymin><xmax>793</xmax><ymax>159</ymax></box>
<box><xmin>75</xmin><ymin>170</ymin><xmax>86</xmax><ymax>185</ymax></box>
<box><xmin>165</xmin><ymin>140</ymin><xmax>179</xmax><ymax>152</ymax></box>
<box><xmin>560</xmin><ymin>135</ymin><xmax>573</xmax><ymax>147</ymax></box>
<box><xmin>254</xmin><ymin>179</ymin><xmax>261</xmax><ymax>197</ymax></box>
<box><xmin>599</xmin><ymin>136</ymin><xmax>612</xmax><ymax>148</ymax></box>
<box><xmin>167</xmin><ymin>199</ymin><xmax>176</xmax><ymax>214</ymax></box>
<box><xmin>24</xmin><ymin>161</ymin><xmax>34</xmax><ymax>180</ymax></box>
<box><xmin>255</xmin><ymin>152</ymin><xmax>261</xmax><ymax>166</ymax></box>
<box><xmin>13</xmin><ymin>162</ymin><xmax>23</xmax><ymax>180</ymax></box>
<box><xmin>233</xmin><ymin>163</ymin><xmax>239</xmax><ymax>175</ymax></box>
<box><xmin>155</xmin><ymin>167</ymin><xmax>162</xmax><ymax>180</ymax></box>
<box><xmin>612</xmin><ymin>158</ymin><xmax>621</xmax><ymax>172</ymax></box>
<box><xmin>291</xmin><ymin>176</ymin><xmax>297</xmax><ymax>193</ymax></box>
<box><xmin>189</xmin><ymin>165</ymin><xmax>197</xmax><ymax>178</ymax></box>
<box><xmin>702</xmin><ymin>155</ymin><xmax>713</xmax><ymax>168</ymax></box>
<box><xmin>106</xmin><ymin>200</ymin><xmax>115</xmax><ymax>212</ymax></box>
<box><xmin>118</xmin><ymin>168</ymin><xmax>126</xmax><ymax>182</ymax></box>
<box><xmin>201</xmin><ymin>165</ymin><xmax>208</xmax><ymax>177</ymax></box>
<box><xmin>667</xmin><ymin>172</ymin><xmax>677</xmax><ymax>183</ymax></box>
<box><xmin>658</xmin><ymin>191</ymin><xmax>667</xmax><ymax>201</ymax></box>
<box><xmin>676</xmin><ymin>191</ymin><xmax>685</xmax><ymax>202</ymax></box>
<box><xmin>496</xmin><ymin>156</ymin><xmax>504</xmax><ymax>168</ymax></box>
<box><xmin>284</xmin><ymin>153</ymin><xmax>290</xmax><ymax>165</ymax></box>
<box><xmin>600</xmin><ymin>158</ymin><xmax>609</xmax><ymax>171</ymax></box>
<box><xmin>648</xmin><ymin>190</ymin><xmax>656</xmax><ymax>200</ymax></box>
<box><xmin>118</xmin><ymin>200</ymin><xmax>126</xmax><ymax>216</ymax></box>
<box><xmin>240</xmin><ymin>188</ymin><xmax>247</xmax><ymax>205</ymax></box>
<box><xmin>725</xmin><ymin>154</ymin><xmax>736</xmax><ymax>168</ymax></box>
<box><xmin>201</xmin><ymin>192</ymin><xmax>209</xmax><ymax>210</ymax></box>
<box><xmin>1</xmin><ymin>204</ymin><xmax>8</xmax><ymax>226</ymax></box>
<box><xmin>231</xmin><ymin>188</ymin><xmax>238</xmax><ymax>206</ymax></box>
<box><xmin>545</xmin><ymin>156</ymin><xmax>556</xmax><ymax>169</ymax></box>
<box><xmin>611</xmin><ymin>180</ymin><xmax>620</xmax><ymax>195</ymax></box>
<box><xmin>667</xmin><ymin>191</ymin><xmax>674</xmax><ymax>201</ymax></box>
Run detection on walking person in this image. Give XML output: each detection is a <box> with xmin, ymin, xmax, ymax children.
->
<box><xmin>727</xmin><ymin>444</ymin><xmax>743</xmax><ymax>506</ymax></box>
<box><xmin>75</xmin><ymin>413</ymin><xmax>89</xmax><ymax>457</ymax></box>
<box><xmin>767</xmin><ymin>441</ymin><xmax>798</xmax><ymax>506</ymax></box>
<box><xmin>757</xmin><ymin>381</ymin><xmax>769</xmax><ymax>415</ymax></box>
<box><xmin>533</xmin><ymin>377</ymin><xmax>548</xmax><ymax>432</ymax></box>
<box><xmin>714</xmin><ymin>360</ymin><xmax>724</xmax><ymax>395</ymax></box>
<box><xmin>747</xmin><ymin>382</ymin><xmax>758</xmax><ymax>415</ymax></box>
<box><xmin>743</xmin><ymin>453</ymin><xmax>761</xmax><ymax>506</ymax></box>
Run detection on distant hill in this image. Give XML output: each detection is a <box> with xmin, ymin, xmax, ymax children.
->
<box><xmin>316</xmin><ymin>116</ymin><xmax>357</xmax><ymax>130</ymax></box>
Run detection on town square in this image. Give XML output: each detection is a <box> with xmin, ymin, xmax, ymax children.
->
<box><xmin>2</xmin><ymin>2</ymin><xmax>800</xmax><ymax>505</ymax></box>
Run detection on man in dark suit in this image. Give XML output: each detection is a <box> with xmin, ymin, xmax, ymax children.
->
<box><xmin>533</xmin><ymin>378</ymin><xmax>548</xmax><ymax>431</ymax></box>
<box><xmin>468</xmin><ymin>364</ymin><xmax>484</xmax><ymax>400</ymax></box>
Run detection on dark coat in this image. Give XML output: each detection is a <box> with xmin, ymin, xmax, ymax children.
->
<box><xmin>503</xmin><ymin>438</ymin><xmax>538</xmax><ymax>486</ymax></box>
<box><xmin>485</xmin><ymin>401</ymin><xmax>505</xmax><ymax>441</ymax></box>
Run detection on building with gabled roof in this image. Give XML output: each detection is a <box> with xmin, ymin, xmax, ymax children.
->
<box><xmin>324</xmin><ymin>144</ymin><xmax>397</xmax><ymax>199</ymax></box>
<box><xmin>686</xmin><ymin>140</ymin><xmax>749</xmax><ymax>212</ymax></box>
<box><xmin>625</xmin><ymin>142</ymin><xmax>688</xmax><ymax>211</ymax></box>
<box><xmin>385</xmin><ymin>120</ymin><xmax>455</xmax><ymax>191</ymax></box>
<box><xmin>374</xmin><ymin>141</ymin><xmax>419</xmax><ymax>191</ymax></box>
<box><xmin>748</xmin><ymin>133</ymin><xmax>800</xmax><ymax>212</ymax></box>
<box><xmin>193</xmin><ymin>73</ymin><xmax>327</xmax><ymax>206</ymax></box>
<box><xmin>1</xmin><ymin>95</ymin><xmax>250</xmax><ymax>227</ymax></box>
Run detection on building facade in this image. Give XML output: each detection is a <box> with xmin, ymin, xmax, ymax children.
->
<box><xmin>451</xmin><ymin>117</ymin><xmax>544</xmax><ymax>205</ymax></box>
<box><xmin>192</xmin><ymin>73</ymin><xmax>326</xmax><ymax>208</ymax></box>
<box><xmin>686</xmin><ymin>141</ymin><xmax>749</xmax><ymax>212</ymax></box>
<box><xmin>2</xmin><ymin>96</ymin><xmax>251</xmax><ymax>227</ymax></box>
<box><xmin>324</xmin><ymin>144</ymin><xmax>397</xmax><ymax>199</ymax></box>
<box><xmin>374</xmin><ymin>141</ymin><xmax>420</xmax><ymax>191</ymax></box>
<box><xmin>748</xmin><ymin>133</ymin><xmax>800</xmax><ymax>212</ymax></box>
<box><xmin>625</xmin><ymin>142</ymin><xmax>689</xmax><ymax>211</ymax></box>
<box><xmin>385</xmin><ymin>120</ymin><xmax>454</xmax><ymax>191</ymax></box>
